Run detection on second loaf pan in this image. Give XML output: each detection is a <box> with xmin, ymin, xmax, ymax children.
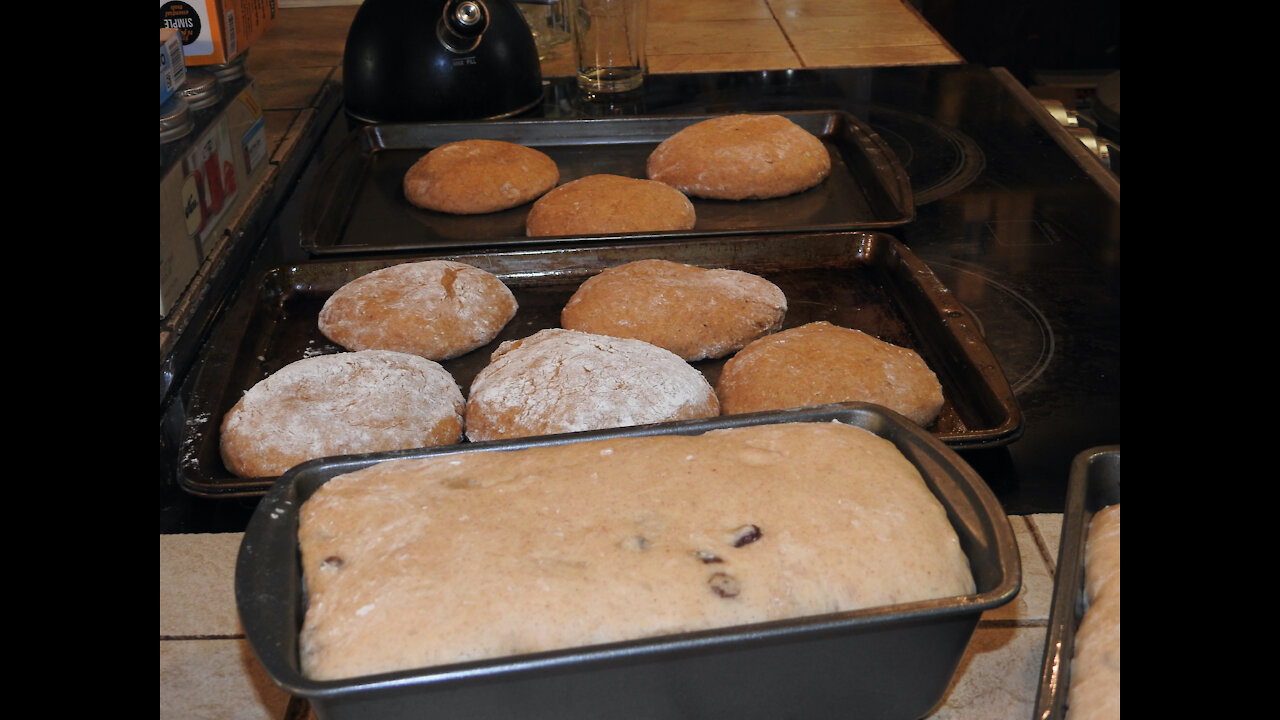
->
<box><xmin>178</xmin><ymin>231</ymin><xmax>1023</xmax><ymax>496</ymax></box>
<box><xmin>1033</xmin><ymin>445</ymin><xmax>1121</xmax><ymax>720</ymax></box>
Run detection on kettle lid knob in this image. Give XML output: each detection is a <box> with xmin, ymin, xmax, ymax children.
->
<box><xmin>439</xmin><ymin>0</ymin><xmax>490</xmax><ymax>51</ymax></box>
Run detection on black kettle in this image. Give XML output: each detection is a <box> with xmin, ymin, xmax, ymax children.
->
<box><xmin>343</xmin><ymin>0</ymin><xmax>545</xmax><ymax>123</ymax></box>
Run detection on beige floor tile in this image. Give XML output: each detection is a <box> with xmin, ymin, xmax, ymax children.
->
<box><xmin>926</xmin><ymin>625</ymin><xmax>1045</xmax><ymax>719</ymax></box>
<box><xmin>768</xmin><ymin>0</ymin><xmax>915</xmax><ymax>18</ymax></box>
<box><xmin>161</xmin><ymin>533</ymin><xmax>246</xmax><ymax>637</ymax></box>
<box><xmin>648</xmin><ymin>19</ymin><xmax>793</xmax><ymax>57</ymax></box>
<box><xmin>981</xmin><ymin>516</ymin><xmax>1055</xmax><ymax>623</ymax></box>
<box><xmin>249</xmin><ymin>6</ymin><xmax>357</xmax><ymax>70</ymax></box>
<box><xmin>1027</xmin><ymin>513</ymin><xmax>1064</xmax><ymax>571</ymax></box>
<box><xmin>651</xmin><ymin>52</ymin><xmax>802</xmax><ymax>74</ymax></box>
<box><xmin>160</xmin><ymin>638</ymin><xmax>293</xmax><ymax>720</ymax></box>
<box><xmin>253</xmin><ymin>64</ymin><xmax>337</xmax><ymax>111</ymax></box>
<box><xmin>800</xmin><ymin>44</ymin><xmax>961</xmax><ymax>67</ymax></box>
<box><xmin>781</xmin><ymin>13</ymin><xmax>941</xmax><ymax>50</ymax></box>
<box><xmin>650</xmin><ymin>0</ymin><xmax>775</xmax><ymax>21</ymax></box>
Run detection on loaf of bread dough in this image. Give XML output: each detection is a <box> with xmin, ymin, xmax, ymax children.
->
<box><xmin>715</xmin><ymin>321</ymin><xmax>944</xmax><ymax>426</ymax></box>
<box><xmin>464</xmin><ymin>328</ymin><xmax>719</xmax><ymax>441</ymax></box>
<box><xmin>318</xmin><ymin>260</ymin><xmax>517</xmax><ymax>362</ymax></box>
<box><xmin>1067</xmin><ymin>503</ymin><xmax>1120</xmax><ymax>720</ymax></box>
<box><xmin>525</xmin><ymin>174</ymin><xmax>696</xmax><ymax>237</ymax></box>
<box><xmin>220</xmin><ymin>350</ymin><xmax>465</xmax><ymax>478</ymax></box>
<box><xmin>297</xmin><ymin>421</ymin><xmax>977</xmax><ymax>680</ymax></box>
<box><xmin>403</xmin><ymin>139</ymin><xmax>559</xmax><ymax>214</ymax></box>
<box><xmin>646</xmin><ymin>114</ymin><xmax>831</xmax><ymax>200</ymax></box>
<box><xmin>561</xmin><ymin>259</ymin><xmax>787</xmax><ymax>361</ymax></box>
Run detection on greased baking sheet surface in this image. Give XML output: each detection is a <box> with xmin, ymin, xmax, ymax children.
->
<box><xmin>179</xmin><ymin>232</ymin><xmax>1021</xmax><ymax>496</ymax></box>
<box><xmin>235</xmin><ymin>404</ymin><xmax>1021</xmax><ymax>720</ymax></box>
<box><xmin>1034</xmin><ymin>446</ymin><xmax>1121</xmax><ymax>720</ymax></box>
<box><xmin>299</xmin><ymin>111</ymin><xmax>914</xmax><ymax>254</ymax></box>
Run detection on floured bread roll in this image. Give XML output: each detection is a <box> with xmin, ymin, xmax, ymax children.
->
<box><xmin>647</xmin><ymin>114</ymin><xmax>831</xmax><ymax>200</ymax></box>
<box><xmin>561</xmin><ymin>259</ymin><xmax>787</xmax><ymax>361</ymax></box>
<box><xmin>220</xmin><ymin>350</ymin><xmax>465</xmax><ymax>478</ymax></box>
<box><xmin>403</xmin><ymin>139</ymin><xmax>559</xmax><ymax>214</ymax></box>
<box><xmin>716</xmin><ymin>321</ymin><xmax>944</xmax><ymax>426</ymax></box>
<box><xmin>525</xmin><ymin>174</ymin><xmax>696</xmax><ymax>237</ymax></box>
<box><xmin>465</xmin><ymin>328</ymin><xmax>719</xmax><ymax>441</ymax></box>
<box><xmin>1067</xmin><ymin>503</ymin><xmax>1120</xmax><ymax>720</ymax></box>
<box><xmin>318</xmin><ymin>260</ymin><xmax>517</xmax><ymax>362</ymax></box>
<box><xmin>297</xmin><ymin>421</ymin><xmax>977</xmax><ymax>680</ymax></box>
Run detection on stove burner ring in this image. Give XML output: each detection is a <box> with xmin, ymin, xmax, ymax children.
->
<box><xmin>928</xmin><ymin>262</ymin><xmax>1053</xmax><ymax>394</ymax></box>
<box><xmin>864</xmin><ymin>107</ymin><xmax>986</xmax><ymax>206</ymax></box>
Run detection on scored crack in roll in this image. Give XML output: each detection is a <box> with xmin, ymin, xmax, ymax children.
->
<box><xmin>464</xmin><ymin>328</ymin><xmax>720</xmax><ymax>442</ymax></box>
<box><xmin>647</xmin><ymin>114</ymin><xmax>832</xmax><ymax>200</ymax></box>
<box><xmin>403</xmin><ymin>139</ymin><xmax>559</xmax><ymax>214</ymax></box>
<box><xmin>524</xmin><ymin>174</ymin><xmax>696</xmax><ymax>237</ymax></box>
<box><xmin>715</xmin><ymin>321</ymin><xmax>945</xmax><ymax>426</ymax></box>
<box><xmin>295</xmin><ymin>421</ymin><xmax>978</xmax><ymax>681</ymax></box>
<box><xmin>219</xmin><ymin>350</ymin><xmax>465</xmax><ymax>478</ymax></box>
<box><xmin>561</xmin><ymin>258</ymin><xmax>787</xmax><ymax>361</ymax></box>
<box><xmin>318</xmin><ymin>260</ymin><xmax>518</xmax><ymax>362</ymax></box>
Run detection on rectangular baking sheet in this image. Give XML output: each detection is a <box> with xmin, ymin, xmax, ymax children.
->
<box><xmin>299</xmin><ymin>110</ymin><xmax>914</xmax><ymax>255</ymax></box>
<box><xmin>178</xmin><ymin>231</ymin><xmax>1022</xmax><ymax>497</ymax></box>
<box><xmin>1033</xmin><ymin>445</ymin><xmax>1121</xmax><ymax>720</ymax></box>
<box><xmin>235</xmin><ymin>403</ymin><xmax>1021</xmax><ymax>720</ymax></box>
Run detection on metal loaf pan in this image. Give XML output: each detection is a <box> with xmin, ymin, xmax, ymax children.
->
<box><xmin>299</xmin><ymin>110</ymin><xmax>914</xmax><ymax>254</ymax></box>
<box><xmin>236</xmin><ymin>403</ymin><xmax>1021</xmax><ymax>720</ymax></box>
<box><xmin>1033</xmin><ymin>446</ymin><xmax>1121</xmax><ymax>720</ymax></box>
<box><xmin>177</xmin><ymin>232</ymin><xmax>1022</xmax><ymax>497</ymax></box>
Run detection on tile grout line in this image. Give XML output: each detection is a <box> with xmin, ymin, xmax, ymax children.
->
<box><xmin>1022</xmin><ymin>514</ymin><xmax>1059</xmax><ymax>580</ymax></box>
<box><xmin>761</xmin><ymin>0</ymin><xmax>808</xmax><ymax>68</ymax></box>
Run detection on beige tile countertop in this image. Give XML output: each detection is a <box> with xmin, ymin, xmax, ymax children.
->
<box><xmin>161</xmin><ymin>515</ymin><xmax>1062</xmax><ymax>719</ymax></box>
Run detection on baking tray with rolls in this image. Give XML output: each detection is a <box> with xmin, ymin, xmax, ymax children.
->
<box><xmin>177</xmin><ymin>231</ymin><xmax>1023</xmax><ymax>497</ymax></box>
<box><xmin>235</xmin><ymin>403</ymin><xmax>1022</xmax><ymax>720</ymax></box>
<box><xmin>299</xmin><ymin>110</ymin><xmax>914</xmax><ymax>255</ymax></box>
<box><xmin>1033</xmin><ymin>445</ymin><xmax>1121</xmax><ymax>720</ymax></box>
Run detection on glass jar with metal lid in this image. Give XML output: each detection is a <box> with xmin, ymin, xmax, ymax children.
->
<box><xmin>178</xmin><ymin>68</ymin><xmax>223</xmax><ymax>112</ymax></box>
<box><xmin>206</xmin><ymin>51</ymin><xmax>248</xmax><ymax>83</ymax></box>
<box><xmin>160</xmin><ymin>94</ymin><xmax>194</xmax><ymax>144</ymax></box>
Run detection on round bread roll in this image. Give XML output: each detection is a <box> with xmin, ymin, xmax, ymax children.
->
<box><xmin>465</xmin><ymin>328</ymin><xmax>720</xmax><ymax>442</ymax></box>
<box><xmin>647</xmin><ymin>114</ymin><xmax>832</xmax><ymax>200</ymax></box>
<box><xmin>561</xmin><ymin>259</ymin><xmax>787</xmax><ymax>361</ymax></box>
<box><xmin>525</xmin><ymin>174</ymin><xmax>696</xmax><ymax>237</ymax></box>
<box><xmin>318</xmin><ymin>260</ymin><xmax>517</xmax><ymax>362</ymax></box>
<box><xmin>715</xmin><ymin>321</ymin><xmax>944</xmax><ymax>426</ymax></box>
<box><xmin>220</xmin><ymin>350</ymin><xmax>465</xmax><ymax>478</ymax></box>
<box><xmin>403</xmin><ymin>139</ymin><xmax>559</xmax><ymax>214</ymax></box>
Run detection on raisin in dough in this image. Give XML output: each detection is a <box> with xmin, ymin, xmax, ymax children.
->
<box><xmin>403</xmin><ymin>139</ymin><xmax>559</xmax><ymax>214</ymax></box>
<box><xmin>647</xmin><ymin>114</ymin><xmax>831</xmax><ymax>200</ymax></box>
<box><xmin>318</xmin><ymin>260</ymin><xmax>517</xmax><ymax>362</ymax></box>
<box><xmin>464</xmin><ymin>328</ymin><xmax>719</xmax><ymax>441</ymax></box>
<box><xmin>561</xmin><ymin>259</ymin><xmax>787</xmax><ymax>361</ymax></box>
<box><xmin>220</xmin><ymin>350</ymin><xmax>465</xmax><ymax>478</ymax></box>
<box><xmin>715</xmin><ymin>321</ymin><xmax>944</xmax><ymax>426</ymax></box>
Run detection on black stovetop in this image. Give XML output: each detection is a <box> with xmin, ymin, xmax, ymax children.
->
<box><xmin>159</xmin><ymin>64</ymin><xmax>1120</xmax><ymax>533</ymax></box>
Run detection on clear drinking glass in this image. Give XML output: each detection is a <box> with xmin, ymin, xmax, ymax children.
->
<box><xmin>571</xmin><ymin>0</ymin><xmax>647</xmax><ymax>94</ymax></box>
<box><xmin>518</xmin><ymin>0</ymin><xmax>572</xmax><ymax>61</ymax></box>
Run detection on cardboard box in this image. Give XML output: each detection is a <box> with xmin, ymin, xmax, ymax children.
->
<box><xmin>159</xmin><ymin>0</ymin><xmax>277</xmax><ymax>67</ymax></box>
<box><xmin>161</xmin><ymin>79</ymin><xmax>270</xmax><ymax>318</ymax></box>
<box><xmin>160</xmin><ymin>28</ymin><xmax>187</xmax><ymax>105</ymax></box>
